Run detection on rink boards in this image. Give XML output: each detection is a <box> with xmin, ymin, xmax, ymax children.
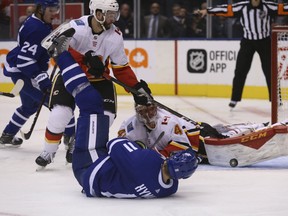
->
<box><xmin>0</xmin><ymin>40</ymin><xmax>269</xmax><ymax>99</ymax></box>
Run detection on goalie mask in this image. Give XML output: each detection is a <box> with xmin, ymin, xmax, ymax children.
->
<box><xmin>135</xmin><ymin>103</ymin><xmax>158</xmax><ymax>130</ymax></box>
<box><xmin>89</xmin><ymin>0</ymin><xmax>120</xmax><ymax>30</ymax></box>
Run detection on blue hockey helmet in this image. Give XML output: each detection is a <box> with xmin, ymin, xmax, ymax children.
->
<box><xmin>166</xmin><ymin>148</ymin><xmax>198</xmax><ymax>180</ymax></box>
<box><xmin>35</xmin><ymin>0</ymin><xmax>59</xmax><ymax>8</ymax></box>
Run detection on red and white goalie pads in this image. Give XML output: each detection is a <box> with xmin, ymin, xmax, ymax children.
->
<box><xmin>204</xmin><ymin>124</ymin><xmax>288</xmax><ymax>167</ymax></box>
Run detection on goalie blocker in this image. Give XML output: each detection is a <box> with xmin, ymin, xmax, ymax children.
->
<box><xmin>204</xmin><ymin>123</ymin><xmax>288</xmax><ymax>167</ymax></box>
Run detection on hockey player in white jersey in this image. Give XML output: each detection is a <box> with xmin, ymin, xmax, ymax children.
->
<box><xmin>36</xmin><ymin>0</ymin><xmax>152</xmax><ymax>167</ymax></box>
<box><xmin>118</xmin><ymin>102</ymin><xmax>288</xmax><ymax>167</ymax></box>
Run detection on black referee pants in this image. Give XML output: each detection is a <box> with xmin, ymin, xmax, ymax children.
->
<box><xmin>231</xmin><ymin>37</ymin><xmax>271</xmax><ymax>101</ymax></box>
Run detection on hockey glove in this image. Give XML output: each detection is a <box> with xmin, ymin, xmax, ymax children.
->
<box><xmin>133</xmin><ymin>80</ymin><xmax>153</xmax><ymax>105</ymax></box>
<box><xmin>134</xmin><ymin>140</ymin><xmax>147</xmax><ymax>149</ymax></box>
<box><xmin>84</xmin><ymin>50</ymin><xmax>105</xmax><ymax>78</ymax></box>
<box><xmin>34</xmin><ymin>72</ymin><xmax>51</xmax><ymax>93</ymax></box>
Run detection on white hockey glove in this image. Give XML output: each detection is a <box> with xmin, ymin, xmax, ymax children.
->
<box><xmin>34</xmin><ymin>72</ymin><xmax>51</xmax><ymax>93</ymax></box>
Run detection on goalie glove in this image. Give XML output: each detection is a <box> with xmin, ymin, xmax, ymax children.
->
<box><xmin>84</xmin><ymin>50</ymin><xmax>105</xmax><ymax>78</ymax></box>
<box><xmin>133</xmin><ymin>80</ymin><xmax>153</xmax><ymax>105</ymax></box>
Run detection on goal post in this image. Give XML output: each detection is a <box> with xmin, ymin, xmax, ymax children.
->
<box><xmin>271</xmin><ymin>25</ymin><xmax>288</xmax><ymax>124</ymax></box>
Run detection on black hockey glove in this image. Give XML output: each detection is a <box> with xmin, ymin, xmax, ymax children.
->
<box><xmin>133</xmin><ymin>80</ymin><xmax>153</xmax><ymax>105</ymax></box>
<box><xmin>84</xmin><ymin>50</ymin><xmax>105</xmax><ymax>78</ymax></box>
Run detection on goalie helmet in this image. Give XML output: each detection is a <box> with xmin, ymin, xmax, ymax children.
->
<box><xmin>135</xmin><ymin>102</ymin><xmax>158</xmax><ymax>130</ymax></box>
<box><xmin>166</xmin><ymin>148</ymin><xmax>198</xmax><ymax>180</ymax></box>
<box><xmin>89</xmin><ymin>0</ymin><xmax>120</xmax><ymax>29</ymax></box>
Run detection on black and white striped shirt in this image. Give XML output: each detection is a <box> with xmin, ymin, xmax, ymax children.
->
<box><xmin>207</xmin><ymin>1</ymin><xmax>281</xmax><ymax>40</ymax></box>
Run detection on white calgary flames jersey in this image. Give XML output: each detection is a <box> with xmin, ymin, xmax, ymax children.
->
<box><xmin>69</xmin><ymin>15</ymin><xmax>128</xmax><ymax>66</ymax></box>
<box><xmin>118</xmin><ymin>109</ymin><xmax>199</xmax><ymax>151</ymax></box>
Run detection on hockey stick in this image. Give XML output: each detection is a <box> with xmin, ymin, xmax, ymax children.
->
<box><xmin>151</xmin><ymin>131</ymin><xmax>165</xmax><ymax>149</ymax></box>
<box><xmin>20</xmin><ymin>64</ymin><xmax>58</xmax><ymax>140</ymax></box>
<box><xmin>102</xmin><ymin>73</ymin><xmax>199</xmax><ymax>126</ymax></box>
<box><xmin>0</xmin><ymin>79</ymin><xmax>24</xmax><ymax>98</ymax></box>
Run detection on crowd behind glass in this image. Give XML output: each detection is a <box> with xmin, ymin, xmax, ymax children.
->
<box><xmin>0</xmin><ymin>0</ymin><xmax>287</xmax><ymax>40</ymax></box>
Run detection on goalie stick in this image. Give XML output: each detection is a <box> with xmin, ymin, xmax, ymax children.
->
<box><xmin>102</xmin><ymin>74</ymin><xmax>226</xmax><ymax>138</ymax></box>
<box><xmin>102</xmin><ymin>73</ymin><xmax>199</xmax><ymax>126</ymax></box>
<box><xmin>0</xmin><ymin>79</ymin><xmax>24</xmax><ymax>98</ymax></box>
<box><xmin>20</xmin><ymin>64</ymin><xmax>58</xmax><ymax>140</ymax></box>
<box><xmin>151</xmin><ymin>131</ymin><xmax>165</xmax><ymax>148</ymax></box>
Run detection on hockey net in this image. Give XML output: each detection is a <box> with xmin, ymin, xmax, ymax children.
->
<box><xmin>271</xmin><ymin>25</ymin><xmax>288</xmax><ymax>124</ymax></box>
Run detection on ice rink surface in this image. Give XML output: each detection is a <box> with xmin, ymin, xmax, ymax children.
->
<box><xmin>0</xmin><ymin>95</ymin><xmax>288</xmax><ymax>216</ymax></box>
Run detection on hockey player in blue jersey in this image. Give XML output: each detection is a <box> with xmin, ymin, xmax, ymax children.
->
<box><xmin>42</xmin><ymin>27</ymin><xmax>198</xmax><ymax>198</ymax></box>
<box><xmin>0</xmin><ymin>0</ymin><xmax>75</xmax><ymax>149</ymax></box>
<box><xmin>0</xmin><ymin>0</ymin><xmax>58</xmax><ymax>146</ymax></box>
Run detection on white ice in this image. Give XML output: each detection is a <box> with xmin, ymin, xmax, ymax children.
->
<box><xmin>0</xmin><ymin>95</ymin><xmax>288</xmax><ymax>216</ymax></box>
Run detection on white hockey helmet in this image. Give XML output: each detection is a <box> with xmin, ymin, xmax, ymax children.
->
<box><xmin>135</xmin><ymin>102</ymin><xmax>158</xmax><ymax>130</ymax></box>
<box><xmin>89</xmin><ymin>0</ymin><xmax>120</xmax><ymax>28</ymax></box>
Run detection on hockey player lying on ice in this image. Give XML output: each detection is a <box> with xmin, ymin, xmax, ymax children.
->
<box><xmin>118</xmin><ymin>102</ymin><xmax>288</xmax><ymax>167</ymax></box>
<box><xmin>41</xmin><ymin>27</ymin><xmax>198</xmax><ymax>198</ymax></box>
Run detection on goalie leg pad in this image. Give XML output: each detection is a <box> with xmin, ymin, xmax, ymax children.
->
<box><xmin>41</xmin><ymin>22</ymin><xmax>73</xmax><ymax>50</ymax></box>
<box><xmin>204</xmin><ymin>126</ymin><xmax>288</xmax><ymax>167</ymax></box>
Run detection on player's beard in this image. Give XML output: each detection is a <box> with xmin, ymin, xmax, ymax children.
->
<box><xmin>103</xmin><ymin>23</ymin><xmax>112</xmax><ymax>30</ymax></box>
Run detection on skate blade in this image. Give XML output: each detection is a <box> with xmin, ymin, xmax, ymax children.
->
<box><xmin>65</xmin><ymin>161</ymin><xmax>72</xmax><ymax>166</ymax></box>
<box><xmin>0</xmin><ymin>144</ymin><xmax>21</xmax><ymax>148</ymax></box>
<box><xmin>36</xmin><ymin>166</ymin><xmax>46</xmax><ymax>172</ymax></box>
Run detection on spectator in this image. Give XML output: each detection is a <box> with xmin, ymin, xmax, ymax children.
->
<box><xmin>0</xmin><ymin>0</ymin><xmax>11</xmax><ymax>39</ymax></box>
<box><xmin>167</xmin><ymin>4</ymin><xmax>187</xmax><ymax>38</ymax></box>
<box><xmin>212</xmin><ymin>16</ymin><xmax>228</xmax><ymax>38</ymax></box>
<box><xmin>188</xmin><ymin>2</ymin><xmax>207</xmax><ymax>38</ymax></box>
<box><xmin>19</xmin><ymin>5</ymin><xmax>35</xmax><ymax>27</ymax></box>
<box><xmin>141</xmin><ymin>2</ymin><xmax>170</xmax><ymax>38</ymax></box>
<box><xmin>114</xmin><ymin>3</ymin><xmax>134</xmax><ymax>38</ymax></box>
<box><xmin>232</xmin><ymin>17</ymin><xmax>243</xmax><ymax>38</ymax></box>
<box><xmin>141</xmin><ymin>0</ymin><xmax>166</xmax><ymax>16</ymax></box>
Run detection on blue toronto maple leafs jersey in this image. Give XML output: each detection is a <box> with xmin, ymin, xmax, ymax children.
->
<box><xmin>5</xmin><ymin>14</ymin><xmax>52</xmax><ymax>78</ymax></box>
<box><xmin>81</xmin><ymin>138</ymin><xmax>179</xmax><ymax>198</ymax></box>
<box><xmin>72</xmin><ymin>114</ymin><xmax>178</xmax><ymax>199</ymax></box>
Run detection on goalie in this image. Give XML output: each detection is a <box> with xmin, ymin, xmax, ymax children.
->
<box><xmin>118</xmin><ymin>102</ymin><xmax>288</xmax><ymax>167</ymax></box>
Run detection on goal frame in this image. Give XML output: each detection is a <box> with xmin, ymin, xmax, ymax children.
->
<box><xmin>271</xmin><ymin>25</ymin><xmax>288</xmax><ymax>124</ymax></box>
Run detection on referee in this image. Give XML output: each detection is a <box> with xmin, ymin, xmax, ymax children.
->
<box><xmin>195</xmin><ymin>0</ymin><xmax>288</xmax><ymax>108</ymax></box>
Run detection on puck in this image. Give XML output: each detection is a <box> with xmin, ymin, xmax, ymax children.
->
<box><xmin>229</xmin><ymin>158</ymin><xmax>238</xmax><ymax>167</ymax></box>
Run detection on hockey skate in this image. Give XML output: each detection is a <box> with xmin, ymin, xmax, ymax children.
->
<box><xmin>41</xmin><ymin>22</ymin><xmax>75</xmax><ymax>58</ymax></box>
<box><xmin>35</xmin><ymin>151</ymin><xmax>55</xmax><ymax>169</ymax></box>
<box><xmin>228</xmin><ymin>101</ymin><xmax>237</xmax><ymax>110</ymax></box>
<box><xmin>63</xmin><ymin>134</ymin><xmax>75</xmax><ymax>164</ymax></box>
<box><xmin>0</xmin><ymin>132</ymin><xmax>23</xmax><ymax>147</ymax></box>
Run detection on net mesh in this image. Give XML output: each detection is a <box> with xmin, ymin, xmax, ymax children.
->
<box><xmin>276</xmin><ymin>31</ymin><xmax>288</xmax><ymax>122</ymax></box>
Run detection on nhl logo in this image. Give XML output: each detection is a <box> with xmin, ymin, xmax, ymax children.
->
<box><xmin>187</xmin><ymin>49</ymin><xmax>207</xmax><ymax>73</ymax></box>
